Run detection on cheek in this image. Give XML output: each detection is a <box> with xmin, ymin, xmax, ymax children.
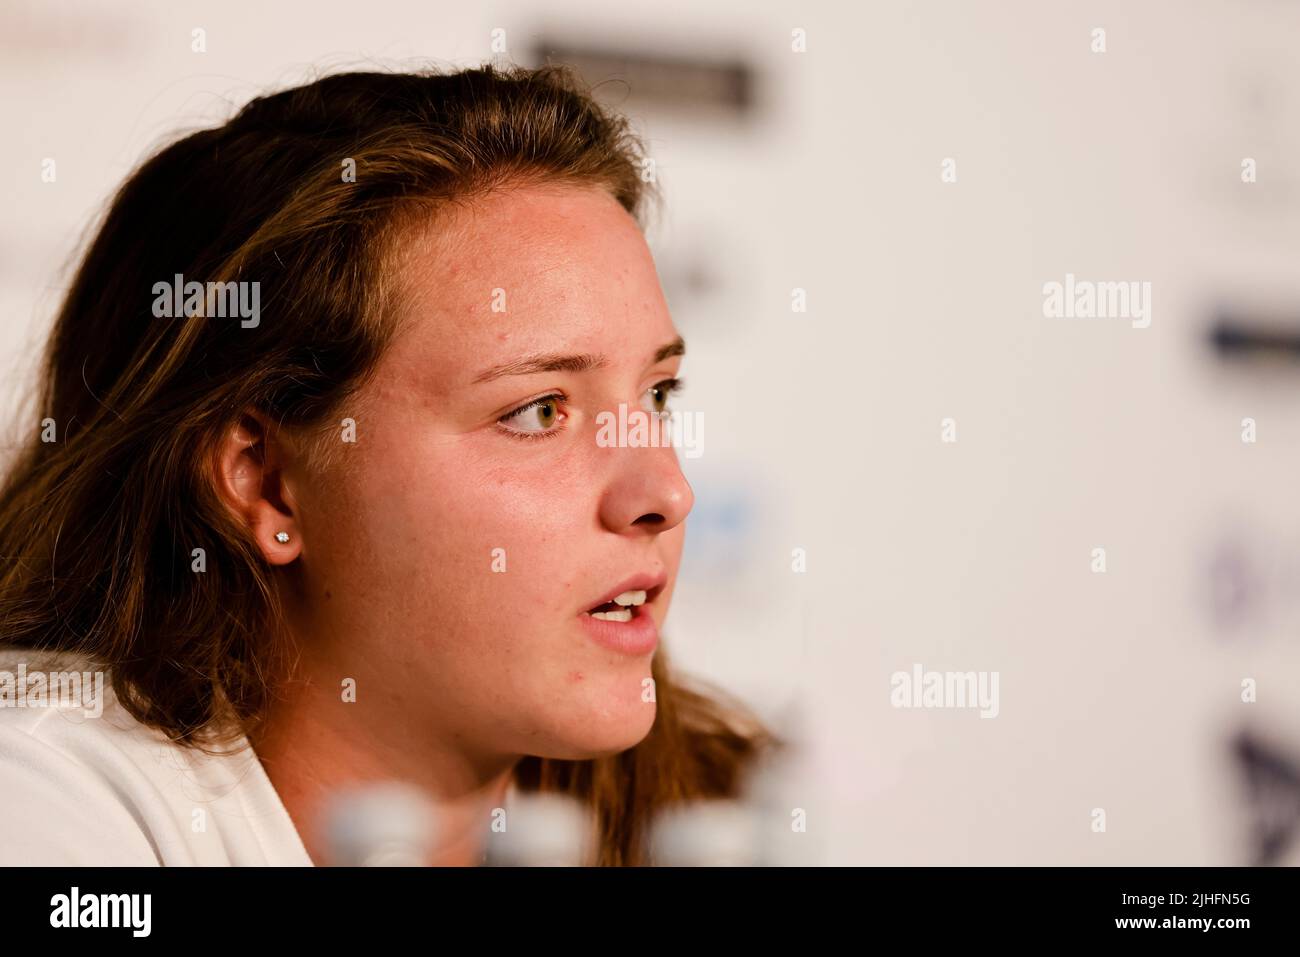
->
<box><xmin>339</xmin><ymin>430</ymin><xmax>597</xmax><ymax>622</ymax></box>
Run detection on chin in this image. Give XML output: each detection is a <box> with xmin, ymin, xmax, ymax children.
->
<box><xmin>530</xmin><ymin>696</ymin><xmax>658</xmax><ymax>761</ymax></box>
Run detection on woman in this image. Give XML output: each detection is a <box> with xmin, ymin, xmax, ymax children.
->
<box><xmin>0</xmin><ymin>64</ymin><xmax>776</xmax><ymax>866</ymax></box>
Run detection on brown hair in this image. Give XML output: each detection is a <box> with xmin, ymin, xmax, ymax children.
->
<box><xmin>0</xmin><ymin>64</ymin><xmax>776</xmax><ymax>865</ymax></box>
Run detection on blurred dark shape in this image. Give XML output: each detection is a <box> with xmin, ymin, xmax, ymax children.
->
<box><xmin>526</xmin><ymin>38</ymin><xmax>755</xmax><ymax>118</ymax></box>
<box><xmin>1232</xmin><ymin>729</ymin><xmax>1300</xmax><ymax>865</ymax></box>
<box><xmin>1207</xmin><ymin>538</ymin><xmax>1256</xmax><ymax>636</ymax></box>
<box><xmin>1209</xmin><ymin>316</ymin><xmax>1300</xmax><ymax>362</ymax></box>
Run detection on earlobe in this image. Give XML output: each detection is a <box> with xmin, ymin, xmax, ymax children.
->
<box><xmin>260</xmin><ymin>518</ymin><xmax>301</xmax><ymax>564</ymax></box>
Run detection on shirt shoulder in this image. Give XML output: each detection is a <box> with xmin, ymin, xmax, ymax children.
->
<box><xmin>0</xmin><ymin>647</ymin><xmax>312</xmax><ymax>866</ymax></box>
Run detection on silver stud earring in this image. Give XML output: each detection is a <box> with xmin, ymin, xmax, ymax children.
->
<box><xmin>274</xmin><ymin>531</ymin><xmax>290</xmax><ymax>544</ymax></box>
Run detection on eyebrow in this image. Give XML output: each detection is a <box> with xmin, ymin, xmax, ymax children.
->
<box><xmin>472</xmin><ymin>336</ymin><xmax>685</xmax><ymax>384</ymax></box>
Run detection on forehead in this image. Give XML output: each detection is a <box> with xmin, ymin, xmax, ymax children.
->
<box><xmin>384</xmin><ymin>184</ymin><xmax>673</xmax><ymax>382</ymax></box>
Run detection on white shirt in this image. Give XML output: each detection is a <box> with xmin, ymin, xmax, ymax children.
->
<box><xmin>0</xmin><ymin>648</ymin><xmax>313</xmax><ymax>866</ymax></box>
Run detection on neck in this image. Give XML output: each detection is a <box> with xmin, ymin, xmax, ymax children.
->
<box><xmin>249</xmin><ymin>663</ymin><xmax>518</xmax><ymax>867</ymax></box>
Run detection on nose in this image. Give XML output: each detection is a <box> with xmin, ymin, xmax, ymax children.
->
<box><xmin>598</xmin><ymin>443</ymin><xmax>694</xmax><ymax>536</ymax></box>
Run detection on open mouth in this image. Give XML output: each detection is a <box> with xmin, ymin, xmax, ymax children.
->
<box><xmin>578</xmin><ymin>577</ymin><xmax>665</xmax><ymax>655</ymax></box>
<box><xmin>586</xmin><ymin>590</ymin><xmax>648</xmax><ymax>622</ymax></box>
<box><xmin>582</xmin><ymin>581</ymin><xmax>664</xmax><ymax>622</ymax></box>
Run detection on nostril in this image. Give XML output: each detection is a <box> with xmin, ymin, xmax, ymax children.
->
<box><xmin>632</xmin><ymin>512</ymin><xmax>665</xmax><ymax>526</ymax></box>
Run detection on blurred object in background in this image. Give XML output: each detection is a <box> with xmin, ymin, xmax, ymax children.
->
<box><xmin>526</xmin><ymin>36</ymin><xmax>757</xmax><ymax>121</ymax></box>
<box><xmin>650</xmin><ymin>800</ymin><xmax>759</xmax><ymax>868</ymax></box>
<box><xmin>485</xmin><ymin>792</ymin><xmax>594</xmax><ymax>866</ymax></box>
<box><xmin>649</xmin><ymin>701</ymin><xmax>817</xmax><ymax>866</ymax></box>
<box><xmin>650</xmin><ymin>799</ymin><xmax>759</xmax><ymax>866</ymax></box>
<box><xmin>321</xmin><ymin>781</ymin><xmax>438</xmax><ymax>866</ymax></box>
<box><xmin>1201</xmin><ymin>517</ymin><xmax>1300</xmax><ymax>643</ymax></box>
<box><xmin>1210</xmin><ymin>313</ymin><xmax>1300</xmax><ymax>366</ymax></box>
<box><xmin>742</xmin><ymin>700</ymin><xmax>820</xmax><ymax>866</ymax></box>
<box><xmin>1232</xmin><ymin>728</ymin><xmax>1300</xmax><ymax>866</ymax></box>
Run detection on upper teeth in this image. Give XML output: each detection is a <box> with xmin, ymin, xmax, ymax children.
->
<box><xmin>613</xmin><ymin>590</ymin><xmax>647</xmax><ymax>607</ymax></box>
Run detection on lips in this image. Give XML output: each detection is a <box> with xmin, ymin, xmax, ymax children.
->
<box><xmin>578</xmin><ymin>572</ymin><xmax>667</xmax><ymax>657</ymax></box>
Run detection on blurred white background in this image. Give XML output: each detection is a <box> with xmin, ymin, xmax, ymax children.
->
<box><xmin>3</xmin><ymin>0</ymin><xmax>1300</xmax><ymax>865</ymax></box>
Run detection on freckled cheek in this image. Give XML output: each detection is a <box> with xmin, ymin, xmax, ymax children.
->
<box><xmin>485</xmin><ymin>503</ymin><xmax>590</xmax><ymax>615</ymax></box>
<box><xmin>413</xmin><ymin>462</ymin><xmax>593</xmax><ymax>614</ymax></box>
<box><xmin>342</xmin><ymin>430</ymin><xmax>597</xmax><ymax>609</ymax></box>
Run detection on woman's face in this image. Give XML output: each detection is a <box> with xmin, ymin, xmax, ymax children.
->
<box><xmin>283</xmin><ymin>183</ymin><xmax>692</xmax><ymax>765</ymax></box>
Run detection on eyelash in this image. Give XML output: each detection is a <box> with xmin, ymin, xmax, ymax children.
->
<box><xmin>496</xmin><ymin>378</ymin><xmax>686</xmax><ymax>442</ymax></box>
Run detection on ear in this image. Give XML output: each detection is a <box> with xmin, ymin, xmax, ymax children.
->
<box><xmin>214</xmin><ymin>410</ymin><xmax>302</xmax><ymax>565</ymax></box>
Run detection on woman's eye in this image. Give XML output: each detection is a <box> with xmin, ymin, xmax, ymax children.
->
<box><xmin>499</xmin><ymin>395</ymin><xmax>565</xmax><ymax>434</ymax></box>
<box><xmin>642</xmin><ymin>378</ymin><xmax>683</xmax><ymax>416</ymax></box>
